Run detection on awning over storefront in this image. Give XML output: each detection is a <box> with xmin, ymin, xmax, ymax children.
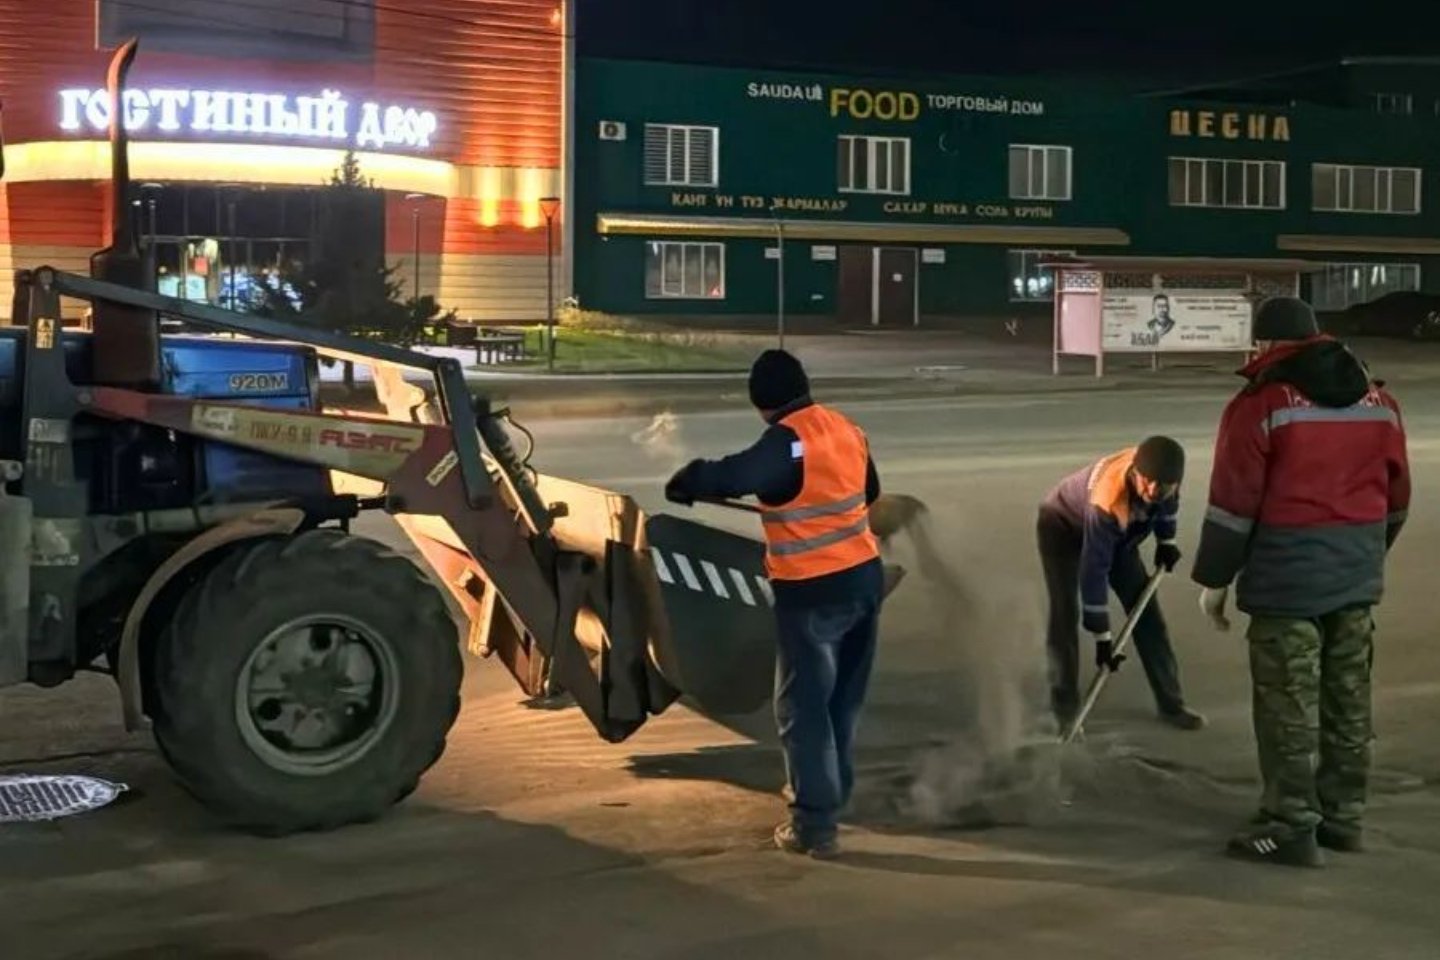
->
<box><xmin>1038</xmin><ymin>254</ymin><xmax>1319</xmax><ymax>273</ymax></box>
<box><xmin>1276</xmin><ymin>234</ymin><xmax>1440</xmax><ymax>256</ymax></box>
<box><xmin>596</xmin><ymin>212</ymin><xmax>1130</xmax><ymax>247</ymax></box>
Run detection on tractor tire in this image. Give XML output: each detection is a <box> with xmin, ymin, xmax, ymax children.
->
<box><xmin>151</xmin><ymin>529</ymin><xmax>462</xmax><ymax>835</ymax></box>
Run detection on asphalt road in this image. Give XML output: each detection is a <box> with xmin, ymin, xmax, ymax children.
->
<box><xmin>4</xmin><ymin>381</ymin><xmax>1440</xmax><ymax>959</ymax></box>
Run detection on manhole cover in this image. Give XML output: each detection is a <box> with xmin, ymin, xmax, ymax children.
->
<box><xmin>0</xmin><ymin>775</ymin><xmax>128</xmax><ymax>823</ymax></box>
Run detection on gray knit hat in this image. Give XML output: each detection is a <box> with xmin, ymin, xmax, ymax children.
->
<box><xmin>1134</xmin><ymin>436</ymin><xmax>1185</xmax><ymax>484</ymax></box>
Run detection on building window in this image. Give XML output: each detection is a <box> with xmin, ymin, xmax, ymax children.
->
<box><xmin>1311</xmin><ymin>262</ymin><xmax>1421</xmax><ymax>311</ymax></box>
<box><xmin>1168</xmin><ymin>157</ymin><xmax>1285</xmax><ymax>209</ymax></box>
<box><xmin>1008</xmin><ymin>145</ymin><xmax>1072</xmax><ymax>201</ymax></box>
<box><xmin>1008</xmin><ymin>249</ymin><xmax>1074</xmax><ymax>301</ymax></box>
<box><xmin>1312</xmin><ymin>164</ymin><xmax>1421</xmax><ymax>214</ymax></box>
<box><xmin>99</xmin><ymin>0</ymin><xmax>374</xmax><ymax>61</ymax></box>
<box><xmin>837</xmin><ymin>136</ymin><xmax>910</xmax><ymax>195</ymax></box>
<box><xmin>645</xmin><ymin>241</ymin><xmax>725</xmax><ymax>299</ymax></box>
<box><xmin>643</xmin><ymin>125</ymin><xmax>719</xmax><ymax>188</ymax></box>
<box><xmin>1374</xmin><ymin>93</ymin><xmax>1413</xmax><ymax>115</ymax></box>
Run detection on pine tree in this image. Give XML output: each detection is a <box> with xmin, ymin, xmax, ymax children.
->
<box><xmin>251</xmin><ymin>151</ymin><xmax>455</xmax><ymax>387</ymax></box>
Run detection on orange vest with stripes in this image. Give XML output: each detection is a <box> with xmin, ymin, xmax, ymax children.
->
<box><xmin>761</xmin><ymin>404</ymin><xmax>879</xmax><ymax>581</ymax></box>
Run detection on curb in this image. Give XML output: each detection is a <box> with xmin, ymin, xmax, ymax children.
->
<box><xmin>320</xmin><ymin>362</ymin><xmax>1439</xmax><ymax>422</ymax></box>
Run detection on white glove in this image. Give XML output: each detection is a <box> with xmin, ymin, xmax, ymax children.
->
<box><xmin>1199</xmin><ymin>587</ymin><xmax>1231</xmax><ymax>632</ymax></box>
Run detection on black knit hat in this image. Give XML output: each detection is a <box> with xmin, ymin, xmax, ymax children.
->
<box><xmin>1254</xmin><ymin>296</ymin><xmax>1319</xmax><ymax>342</ymax></box>
<box><xmin>1133</xmin><ymin>436</ymin><xmax>1185</xmax><ymax>484</ymax></box>
<box><xmin>748</xmin><ymin>349</ymin><xmax>810</xmax><ymax>410</ymax></box>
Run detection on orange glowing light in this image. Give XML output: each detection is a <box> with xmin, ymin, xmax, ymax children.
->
<box><xmin>476</xmin><ymin>167</ymin><xmax>503</xmax><ymax>227</ymax></box>
<box><xmin>550</xmin><ymin>6</ymin><xmax>562</xmax><ymax>26</ymax></box>
<box><xmin>479</xmin><ymin>199</ymin><xmax>500</xmax><ymax>228</ymax></box>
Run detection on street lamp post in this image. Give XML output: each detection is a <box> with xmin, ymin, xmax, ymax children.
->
<box><xmin>539</xmin><ymin>196</ymin><xmax>561</xmax><ymax>371</ymax></box>
<box><xmin>770</xmin><ymin>203</ymin><xmax>785</xmax><ymax>349</ymax></box>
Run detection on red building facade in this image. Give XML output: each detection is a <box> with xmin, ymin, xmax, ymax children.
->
<box><xmin>0</xmin><ymin>0</ymin><xmax>565</xmax><ymax>320</ymax></box>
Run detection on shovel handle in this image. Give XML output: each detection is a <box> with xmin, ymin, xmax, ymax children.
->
<box><xmin>1060</xmin><ymin>567</ymin><xmax>1167</xmax><ymax>745</ymax></box>
<box><xmin>694</xmin><ymin>496</ymin><xmax>762</xmax><ymax>514</ymax></box>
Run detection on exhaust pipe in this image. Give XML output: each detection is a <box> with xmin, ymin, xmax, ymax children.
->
<box><xmin>88</xmin><ymin>37</ymin><xmax>162</xmax><ymax>390</ymax></box>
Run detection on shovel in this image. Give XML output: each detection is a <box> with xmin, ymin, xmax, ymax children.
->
<box><xmin>695</xmin><ymin>492</ymin><xmax>929</xmax><ymax>547</ymax></box>
<box><xmin>1059</xmin><ymin>568</ymin><xmax>1167</xmax><ymax>745</ymax></box>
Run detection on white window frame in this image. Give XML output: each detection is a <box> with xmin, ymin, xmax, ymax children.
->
<box><xmin>1312</xmin><ymin>162</ymin><xmax>1422</xmax><ymax>215</ymax></box>
<box><xmin>837</xmin><ymin>135</ymin><xmax>911</xmax><ymax>196</ymax></box>
<box><xmin>1311</xmin><ymin>262</ymin><xmax>1421</xmax><ymax>311</ymax></box>
<box><xmin>1007</xmin><ymin>249</ymin><xmax>1074</xmax><ymax>302</ymax></box>
<box><xmin>643</xmin><ymin>124</ymin><xmax>719</xmax><ymax>188</ymax></box>
<box><xmin>1168</xmin><ymin>156</ymin><xmax>1286</xmax><ymax>210</ymax></box>
<box><xmin>1374</xmin><ymin>93</ymin><xmax>1413</xmax><ymax>115</ymax></box>
<box><xmin>1008</xmin><ymin>144</ymin><xmax>1073</xmax><ymax>201</ymax></box>
<box><xmin>645</xmin><ymin>241</ymin><xmax>726</xmax><ymax>300</ymax></box>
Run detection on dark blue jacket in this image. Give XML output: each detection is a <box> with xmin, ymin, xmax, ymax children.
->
<box><xmin>681</xmin><ymin>397</ymin><xmax>882</xmax><ymax>607</ymax></box>
<box><xmin>1043</xmin><ymin>455</ymin><xmax>1178</xmax><ymax>634</ymax></box>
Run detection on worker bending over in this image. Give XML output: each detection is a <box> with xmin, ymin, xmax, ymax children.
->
<box><xmin>1037</xmin><ymin>437</ymin><xmax>1205</xmax><ymax>732</ymax></box>
<box><xmin>665</xmin><ymin>349</ymin><xmax>883</xmax><ymax>860</ymax></box>
<box><xmin>1193</xmin><ymin>297</ymin><xmax>1410</xmax><ymax>867</ymax></box>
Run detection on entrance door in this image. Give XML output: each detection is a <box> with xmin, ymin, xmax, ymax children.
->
<box><xmin>836</xmin><ymin>246</ymin><xmax>872</xmax><ymax>326</ymax></box>
<box><xmin>874</xmin><ymin>247</ymin><xmax>918</xmax><ymax>326</ymax></box>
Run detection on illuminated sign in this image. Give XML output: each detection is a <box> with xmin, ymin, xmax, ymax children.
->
<box><xmin>668</xmin><ymin>191</ymin><xmax>1056</xmax><ymax>221</ymax></box>
<box><xmin>829</xmin><ymin>88</ymin><xmax>922</xmax><ymax>121</ymax></box>
<box><xmin>1169</xmin><ymin>109</ymin><xmax>1290</xmax><ymax>142</ymax></box>
<box><xmin>58</xmin><ymin>88</ymin><xmax>438</xmax><ymax>151</ymax></box>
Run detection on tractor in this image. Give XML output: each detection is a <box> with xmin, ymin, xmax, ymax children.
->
<box><xmin>0</xmin><ymin>40</ymin><xmax>906</xmax><ymax>833</ymax></box>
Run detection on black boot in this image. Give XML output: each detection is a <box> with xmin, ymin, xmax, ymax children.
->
<box><xmin>1226</xmin><ymin>822</ymin><xmax>1323</xmax><ymax>867</ymax></box>
<box><xmin>1158</xmin><ymin>704</ymin><xmax>1207</xmax><ymax>731</ymax></box>
<box><xmin>1317</xmin><ymin>822</ymin><xmax>1364</xmax><ymax>853</ymax></box>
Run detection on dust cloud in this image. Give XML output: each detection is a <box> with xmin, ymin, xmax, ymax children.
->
<box><xmin>881</xmin><ymin>507</ymin><xmax>1083</xmax><ymax>828</ymax></box>
<box><xmin>630</xmin><ymin>411</ymin><xmax>688</xmax><ymax>474</ymax></box>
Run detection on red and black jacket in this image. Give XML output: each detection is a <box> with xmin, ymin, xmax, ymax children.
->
<box><xmin>1192</xmin><ymin>336</ymin><xmax>1410</xmax><ymax>618</ymax></box>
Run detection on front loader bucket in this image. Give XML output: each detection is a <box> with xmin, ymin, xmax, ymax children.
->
<box><xmin>391</xmin><ymin>471</ymin><xmax>904</xmax><ymax>741</ymax></box>
<box><xmin>643</xmin><ymin>512</ymin><xmax>778</xmax><ymax>717</ymax></box>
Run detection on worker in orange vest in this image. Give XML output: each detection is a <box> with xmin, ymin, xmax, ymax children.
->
<box><xmin>666</xmin><ymin>349</ymin><xmax>883</xmax><ymax>860</ymax></box>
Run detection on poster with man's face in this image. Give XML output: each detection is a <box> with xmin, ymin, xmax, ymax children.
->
<box><xmin>1102</xmin><ymin>285</ymin><xmax>1251</xmax><ymax>352</ymax></box>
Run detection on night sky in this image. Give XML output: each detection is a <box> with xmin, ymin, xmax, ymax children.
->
<box><xmin>576</xmin><ymin>0</ymin><xmax>1433</xmax><ymax>90</ymax></box>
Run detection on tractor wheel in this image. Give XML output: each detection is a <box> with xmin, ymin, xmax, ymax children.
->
<box><xmin>151</xmin><ymin>529</ymin><xmax>462</xmax><ymax>835</ymax></box>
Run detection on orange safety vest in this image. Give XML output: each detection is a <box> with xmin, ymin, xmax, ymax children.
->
<box><xmin>1087</xmin><ymin>447</ymin><xmax>1138</xmax><ymax>527</ymax></box>
<box><xmin>761</xmin><ymin>404</ymin><xmax>879</xmax><ymax>581</ymax></box>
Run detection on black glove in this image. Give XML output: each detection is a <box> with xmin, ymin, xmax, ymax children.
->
<box><xmin>1094</xmin><ymin>636</ymin><xmax>1126</xmax><ymax>672</ymax></box>
<box><xmin>1155</xmin><ymin>541</ymin><xmax>1182</xmax><ymax>573</ymax></box>
<box><xmin>664</xmin><ymin>460</ymin><xmax>702</xmax><ymax>506</ymax></box>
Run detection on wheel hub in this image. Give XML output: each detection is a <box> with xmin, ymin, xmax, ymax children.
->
<box><xmin>236</xmin><ymin>615</ymin><xmax>400</xmax><ymax>776</ymax></box>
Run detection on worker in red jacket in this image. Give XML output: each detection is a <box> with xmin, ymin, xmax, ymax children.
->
<box><xmin>1192</xmin><ymin>296</ymin><xmax>1410</xmax><ymax>868</ymax></box>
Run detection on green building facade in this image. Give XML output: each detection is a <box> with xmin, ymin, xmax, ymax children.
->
<box><xmin>573</xmin><ymin>56</ymin><xmax>1440</xmax><ymax>325</ymax></box>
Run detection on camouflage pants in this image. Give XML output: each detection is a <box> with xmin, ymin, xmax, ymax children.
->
<box><xmin>1248</xmin><ymin>607</ymin><xmax>1375</xmax><ymax>833</ymax></box>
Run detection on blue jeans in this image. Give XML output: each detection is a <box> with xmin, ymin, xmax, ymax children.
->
<box><xmin>773</xmin><ymin>593</ymin><xmax>881</xmax><ymax>845</ymax></box>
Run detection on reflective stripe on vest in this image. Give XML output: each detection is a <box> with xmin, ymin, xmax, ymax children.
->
<box><xmin>761</xmin><ymin>404</ymin><xmax>879</xmax><ymax>581</ymax></box>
